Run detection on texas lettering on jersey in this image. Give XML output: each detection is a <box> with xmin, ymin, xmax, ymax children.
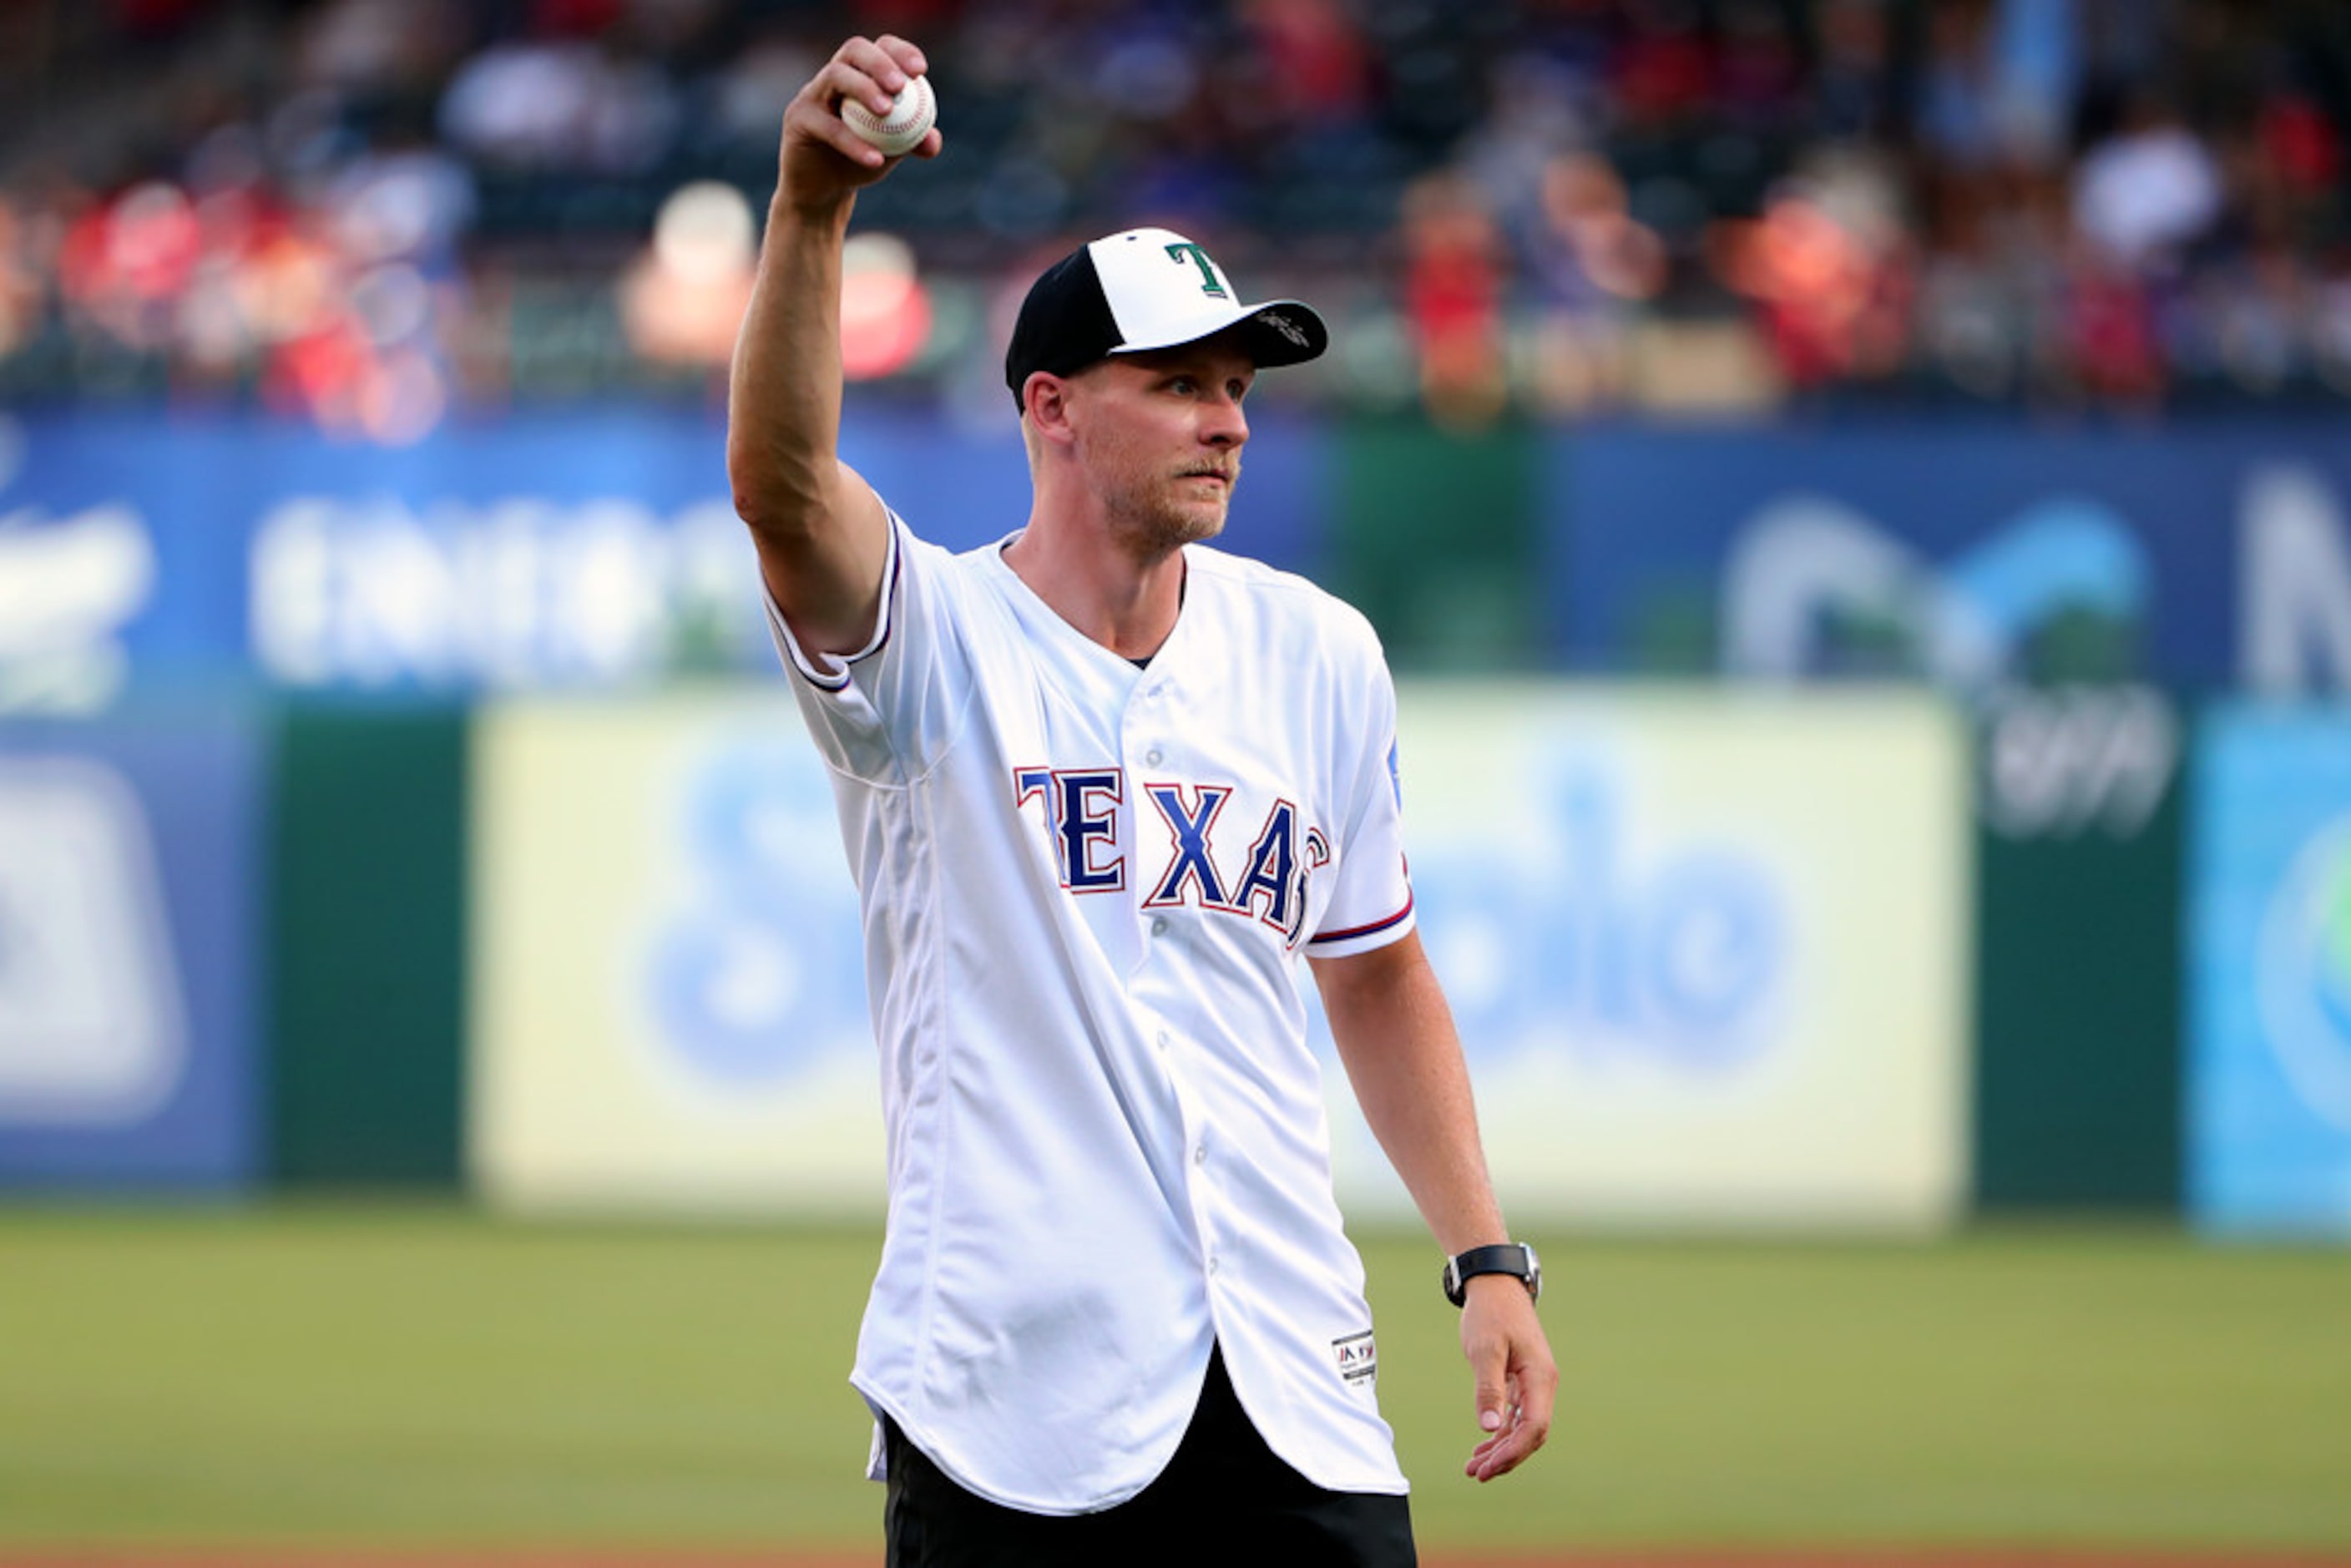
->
<box><xmin>1012</xmin><ymin>766</ymin><xmax>1332</xmax><ymax>946</ymax></box>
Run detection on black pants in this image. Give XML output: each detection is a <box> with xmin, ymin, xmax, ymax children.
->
<box><xmin>882</xmin><ymin>1345</ymin><xmax>1417</xmax><ymax>1566</ymax></box>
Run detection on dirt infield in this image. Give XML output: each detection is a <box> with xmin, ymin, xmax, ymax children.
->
<box><xmin>9</xmin><ymin>1551</ymin><xmax>2351</xmax><ymax>1567</ymax></box>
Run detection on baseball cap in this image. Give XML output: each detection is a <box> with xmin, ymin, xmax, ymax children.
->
<box><xmin>1004</xmin><ymin>227</ymin><xmax>1329</xmax><ymax>408</ymax></box>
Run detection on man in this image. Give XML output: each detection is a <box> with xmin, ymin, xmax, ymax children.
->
<box><xmin>727</xmin><ymin>33</ymin><xmax>1555</xmax><ymax>1565</ymax></box>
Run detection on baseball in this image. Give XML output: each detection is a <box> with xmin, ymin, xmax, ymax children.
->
<box><xmin>843</xmin><ymin>75</ymin><xmax>935</xmax><ymax>158</ymax></box>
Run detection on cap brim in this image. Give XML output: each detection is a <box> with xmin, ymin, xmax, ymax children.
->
<box><xmin>1110</xmin><ymin>299</ymin><xmax>1329</xmax><ymax>370</ymax></box>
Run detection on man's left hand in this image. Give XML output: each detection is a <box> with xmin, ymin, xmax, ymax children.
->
<box><xmin>1459</xmin><ymin>1273</ymin><xmax>1556</xmax><ymax>1481</ymax></box>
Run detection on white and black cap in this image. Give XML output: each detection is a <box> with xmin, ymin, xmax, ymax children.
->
<box><xmin>1004</xmin><ymin>227</ymin><xmax>1329</xmax><ymax>409</ymax></box>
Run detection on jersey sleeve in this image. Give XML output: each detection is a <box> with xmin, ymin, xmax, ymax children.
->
<box><xmin>1305</xmin><ymin>616</ymin><xmax>1416</xmax><ymax>959</ymax></box>
<box><xmin>766</xmin><ymin>507</ymin><xmax>973</xmax><ymax>783</ymax></box>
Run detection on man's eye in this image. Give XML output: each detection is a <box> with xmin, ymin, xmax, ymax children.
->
<box><xmin>1169</xmin><ymin>377</ymin><xmax>1196</xmax><ymax>394</ymax></box>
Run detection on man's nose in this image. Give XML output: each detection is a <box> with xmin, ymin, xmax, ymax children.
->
<box><xmin>1205</xmin><ymin>397</ymin><xmax>1248</xmax><ymax>448</ymax></box>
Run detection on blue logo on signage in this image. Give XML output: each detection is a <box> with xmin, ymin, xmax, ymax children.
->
<box><xmin>2257</xmin><ymin>813</ymin><xmax>2351</xmax><ymax>1131</ymax></box>
<box><xmin>1727</xmin><ymin>494</ymin><xmax>2151</xmax><ymax>690</ymax></box>
<box><xmin>648</xmin><ymin>737</ymin><xmax>859</xmax><ymax>1087</ymax></box>
<box><xmin>2184</xmin><ymin>709</ymin><xmax>2351</xmax><ymax>1235</ymax></box>
<box><xmin>1413</xmin><ymin>760</ymin><xmax>1787</xmax><ymax>1073</ymax></box>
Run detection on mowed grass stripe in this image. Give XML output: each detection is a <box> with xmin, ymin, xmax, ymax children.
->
<box><xmin>2</xmin><ymin>1211</ymin><xmax>2345</xmax><ymax>1548</ymax></box>
<box><xmin>1371</xmin><ymin>1230</ymin><xmax>2351</xmax><ymax>1548</ymax></box>
<box><xmin>2</xmin><ymin>1211</ymin><xmax>877</xmax><ymax>1542</ymax></box>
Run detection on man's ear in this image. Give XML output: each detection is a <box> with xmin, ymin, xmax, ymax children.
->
<box><xmin>1024</xmin><ymin>373</ymin><xmax>1078</xmax><ymax>444</ymax></box>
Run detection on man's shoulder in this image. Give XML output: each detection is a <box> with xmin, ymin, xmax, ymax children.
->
<box><xmin>882</xmin><ymin>512</ymin><xmax>1014</xmax><ymax>604</ymax></box>
<box><xmin>885</xmin><ymin>509</ymin><xmax>1007</xmax><ymax>569</ymax></box>
<box><xmin>1184</xmin><ymin>544</ymin><xmax>1382</xmax><ymax>653</ymax></box>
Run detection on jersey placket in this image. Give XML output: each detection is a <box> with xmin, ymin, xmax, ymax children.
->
<box><xmin>1120</xmin><ymin>671</ymin><xmax>1234</xmax><ymax>1301</ymax></box>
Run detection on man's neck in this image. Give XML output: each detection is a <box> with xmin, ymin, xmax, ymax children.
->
<box><xmin>1004</xmin><ymin>513</ymin><xmax>1188</xmax><ymax>663</ymax></box>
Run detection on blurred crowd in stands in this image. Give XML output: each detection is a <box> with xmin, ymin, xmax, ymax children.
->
<box><xmin>3</xmin><ymin>0</ymin><xmax>2349</xmax><ymax>439</ymax></box>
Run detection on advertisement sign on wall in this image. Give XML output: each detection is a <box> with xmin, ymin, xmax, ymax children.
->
<box><xmin>1328</xmin><ymin>686</ymin><xmax>1974</xmax><ymax>1230</ymax></box>
<box><xmin>0</xmin><ymin>708</ymin><xmax>266</xmax><ymax>1187</ymax></box>
<box><xmin>469</xmin><ymin>695</ymin><xmax>881</xmax><ymax>1212</ymax></box>
<box><xmin>1550</xmin><ymin>425</ymin><xmax>2351</xmax><ymax>698</ymax></box>
<box><xmin>0</xmin><ymin>407</ymin><xmax>1326</xmax><ymax>710</ymax></box>
<box><xmin>2189</xmin><ymin>709</ymin><xmax>2351</xmax><ymax>1237</ymax></box>
<box><xmin>473</xmin><ymin>686</ymin><xmax>1971</xmax><ymax>1228</ymax></box>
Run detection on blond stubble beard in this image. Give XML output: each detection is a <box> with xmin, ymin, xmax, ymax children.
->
<box><xmin>1100</xmin><ymin>463</ymin><xmax>1240</xmax><ymax>563</ymax></box>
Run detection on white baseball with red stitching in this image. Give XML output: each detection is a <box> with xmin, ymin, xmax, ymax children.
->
<box><xmin>843</xmin><ymin>75</ymin><xmax>935</xmax><ymax>157</ymax></box>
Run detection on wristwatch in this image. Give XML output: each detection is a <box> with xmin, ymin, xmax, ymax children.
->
<box><xmin>1441</xmin><ymin>1242</ymin><xmax>1541</xmax><ymax>1307</ymax></box>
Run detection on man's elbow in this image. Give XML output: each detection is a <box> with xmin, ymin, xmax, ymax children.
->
<box><xmin>727</xmin><ymin>454</ymin><xmax>820</xmax><ymax>544</ymax></box>
<box><xmin>730</xmin><ymin>477</ymin><xmax>780</xmax><ymax>535</ymax></box>
<box><xmin>726</xmin><ymin>440</ymin><xmax>780</xmax><ymax>529</ymax></box>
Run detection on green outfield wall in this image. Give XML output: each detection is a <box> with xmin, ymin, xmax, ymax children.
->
<box><xmin>267</xmin><ymin>703</ymin><xmax>469</xmax><ymax>1187</ymax></box>
<box><xmin>1972</xmin><ymin>688</ymin><xmax>2184</xmax><ymax>1209</ymax></box>
<box><xmin>1329</xmin><ymin>417</ymin><xmax>1540</xmax><ymax>671</ymax></box>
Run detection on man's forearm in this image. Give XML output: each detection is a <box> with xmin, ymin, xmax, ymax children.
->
<box><xmin>1320</xmin><ymin>932</ymin><xmax>1557</xmax><ymax>1480</ymax></box>
<box><xmin>1317</xmin><ymin>933</ymin><xmax>1509</xmax><ymax>1254</ymax></box>
<box><xmin>726</xmin><ymin>195</ymin><xmax>853</xmax><ymax>543</ymax></box>
<box><xmin>726</xmin><ymin>36</ymin><xmax>929</xmax><ymax>653</ymax></box>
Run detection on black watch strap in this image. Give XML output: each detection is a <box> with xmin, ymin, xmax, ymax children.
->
<box><xmin>1442</xmin><ymin>1242</ymin><xmax>1540</xmax><ymax>1307</ymax></box>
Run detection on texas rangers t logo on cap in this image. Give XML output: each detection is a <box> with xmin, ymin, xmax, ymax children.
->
<box><xmin>1164</xmin><ymin>242</ymin><xmax>1231</xmax><ymax>298</ymax></box>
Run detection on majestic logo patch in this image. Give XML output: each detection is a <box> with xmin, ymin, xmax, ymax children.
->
<box><xmin>1332</xmin><ymin>1329</ymin><xmax>1378</xmax><ymax>1390</ymax></box>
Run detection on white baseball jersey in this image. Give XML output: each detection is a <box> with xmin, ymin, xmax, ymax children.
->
<box><xmin>770</xmin><ymin>508</ymin><xmax>1418</xmax><ymax>1514</ymax></box>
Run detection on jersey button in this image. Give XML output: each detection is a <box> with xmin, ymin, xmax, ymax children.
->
<box><xmin>1193</xmin><ymin>1143</ymin><xmax>1207</xmax><ymax>1166</ymax></box>
<box><xmin>1206</xmin><ymin>1253</ymin><xmax>1220</xmax><ymax>1276</ymax></box>
<box><xmin>1145</xmin><ymin>747</ymin><xmax>1164</xmax><ymax>766</ymax></box>
<box><xmin>1150</xmin><ymin>916</ymin><xmax>1170</xmax><ymax>937</ymax></box>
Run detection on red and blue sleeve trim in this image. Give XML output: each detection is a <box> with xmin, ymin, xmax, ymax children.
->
<box><xmin>1307</xmin><ymin>890</ymin><xmax>1415</xmax><ymax>948</ymax></box>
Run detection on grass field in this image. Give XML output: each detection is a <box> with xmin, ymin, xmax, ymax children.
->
<box><xmin>2</xmin><ymin>1207</ymin><xmax>2346</xmax><ymax>1555</ymax></box>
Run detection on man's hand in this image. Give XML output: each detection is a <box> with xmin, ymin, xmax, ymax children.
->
<box><xmin>1459</xmin><ymin>1273</ymin><xmax>1556</xmax><ymax>1481</ymax></box>
<box><xmin>780</xmin><ymin>35</ymin><xmax>943</xmax><ymax>210</ymax></box>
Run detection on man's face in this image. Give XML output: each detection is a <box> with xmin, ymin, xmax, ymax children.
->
<box><xmin>1064</xmin><ymin>338</ymin><xmax>1256</xmax><ymax>556</ymax></box>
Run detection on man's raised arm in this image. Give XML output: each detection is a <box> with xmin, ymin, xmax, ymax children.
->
<box><xmin>726</xmin><ymin>35</ymin><xmax>938</xmax><ymax>660</ymax></box>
